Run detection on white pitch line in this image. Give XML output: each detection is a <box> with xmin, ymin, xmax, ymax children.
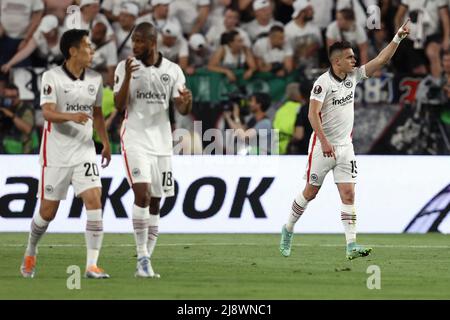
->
<box><xmin>2</xmin><ymin>243</ymin><xmax>450</xmax><ymax>249</ymax></box>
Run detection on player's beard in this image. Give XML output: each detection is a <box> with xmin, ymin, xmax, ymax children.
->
<box><xmin>135</xmin><ymin>48</ymin><xmax>151</xmax><ymax>63</ymax></box>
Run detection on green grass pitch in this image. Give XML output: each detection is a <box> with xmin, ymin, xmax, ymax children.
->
<box><xmin>1</xmin><ymin>233</ymin><xmax>449</xmax><ymax>299</ymax></box>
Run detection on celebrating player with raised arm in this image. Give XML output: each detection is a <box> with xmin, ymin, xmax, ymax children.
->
<box><xmin>280</xmin><ymin>20</ymin><xmax>410</xmax><ymax>260</ymax></box>
<box><xmin>114</xmin><ymin>22</ymin><xmax>192</xmax><ymax>278</ymax></box>
<box><xmin>21</xmin><ymin>29</ymin><xmax>111</xmax><ymax>278</ymax></box>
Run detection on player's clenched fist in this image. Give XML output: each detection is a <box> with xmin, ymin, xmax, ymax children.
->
<box><xmin>71</xmin><ymin>112</ymin><xmax>92</xmax><ymax>125</ymax></box>
<box><xmin>125</xmin><ymin>57</ymin><xmax>140</xmax><ymax>80</ymax></box>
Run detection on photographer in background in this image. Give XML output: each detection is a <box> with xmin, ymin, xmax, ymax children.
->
<box><xmin>223</xmin><ymin>92</ymin><xmax>273</xmax><ymax>155</ymax></box>
<box><xmin>0</xmin><ymin>83</ymin><xmax>35</xmax><ymax>154</ymax></box>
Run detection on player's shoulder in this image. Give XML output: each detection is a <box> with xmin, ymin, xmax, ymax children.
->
<box><xmin>315</xmin><ymin>70</ymin><xmax>333</xmax><ymax>85</ymax></box>
<box><xmin>43</xmin><ymin>65</ymin><xmax>62</xmax><ymax>78</ymax></box>
<box><xmin>85</xmin><ymin>68</ymin><xmax>103</xmax><ymax>82</ymax></box>
<box><xmin>160</xmin><ymin>57</ymin><xmax>183</xmax><ymax>74</ymax></box>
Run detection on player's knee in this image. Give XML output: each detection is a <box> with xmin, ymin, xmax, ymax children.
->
<box><xmin>150</xmin><ymin>198</ymin><xmax>161</xmax><ymax>215</ymax></box>
<box><xmin>426</xmin><ymin>44</ymin><xmax>440</xmax><ymax>60</ymax></box>
<box><xmin>341</xmin><ymin>190</ymin><xmax>355</xmax><ymax>204</ymax></box>
<box><xmin>134</xmin><ymin>192</ymin><xmax>151</xmax><ymax>207</ymax></box>
<box><xmin>303</xmin><ymin>188</ymin><xmax>318</xmax><ymax>201</ymax></box>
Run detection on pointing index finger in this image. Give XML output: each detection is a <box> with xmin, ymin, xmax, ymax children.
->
<box><xmin>401</xmin><ymin>18</ymin><xmax>410</xmax><ymax>29</ymax></box>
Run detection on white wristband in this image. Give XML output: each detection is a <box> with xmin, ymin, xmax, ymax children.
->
<box><xmin>393</xmin><ymin>34</ymin><xmax>403</xmax><ymax>44</ymax></box>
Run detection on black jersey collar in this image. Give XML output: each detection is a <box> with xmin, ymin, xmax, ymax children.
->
<box><xmin>141</xmin><ymin>52</ymin><xmax>163</xmax><ymax>68</ymax></box>
<box><xmin>329</xmin><ymin>67</ymin><xmax>346</xmax><ymax>82</ymax></box>
<box><xmin>62</xmin><ymin>62</ymin><xmax>85</xmax><ymax>81</ymax></box>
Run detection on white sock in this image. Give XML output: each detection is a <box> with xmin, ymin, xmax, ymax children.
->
<box><xmin>132</xmin><ymin>205</ymin><xmax>150</xmax><ymax>259</ymax></box>
<box><xmin>85</xmin><ymin>209</ymin><xmax>103</xmax><ymax>269</ymax></box>
<box><xmin>341</xmin><ymin>204</ymin><xmax>357</xmax><ymax>245</ymax></box>
<box><xmin>147</xmin><ymin>214</ymin><xmax>159</xmax><ymax>258</ymax></box>
<box><xmin>25</xmin><ymin>213</ymin><xmax>50</xmax><ymax>256</ymax></box>
<box><xmin>286</xmin><ymin>192</ymin><xmax>309</xmax><ymax>232</ymax></box>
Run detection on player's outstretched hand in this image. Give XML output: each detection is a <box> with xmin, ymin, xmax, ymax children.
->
<box><xmin>397</xmin><ymin>18</ymin><xmax>410</xmax><ymax>40</ymax></box>
<box><xmin>178</xmin><ymin>87</ymin><xmax>192</xmax><ymax>106</ymax></box>
<box><xmin>101</xmin><ymin>145</ymin><xmax>111</xmax><ymax>168</ymax></box>
<box><xmin>71</xmin><ymin>112</ymin><xmax>92</xmax><ymax>125</ymax></box>
<box><xmin>125</xmin><ymin>57</ymin><xmax>140</xmax><ymax>79</ymax></box>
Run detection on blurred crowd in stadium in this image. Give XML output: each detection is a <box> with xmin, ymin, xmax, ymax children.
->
<box><xmin>0</xmin><ymin>0</ymin><xmax>450</xmax><ymax>155</ymax></box>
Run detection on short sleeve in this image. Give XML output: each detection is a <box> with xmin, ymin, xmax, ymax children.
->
<box><xmin>172</xmin><ymin>65</ymin><xmax>186</xmax><ymax>99</ymax></box>
<box><xmin>284</xmin><ymin>42</ymin><xmax>293</xmax><ymax>57</ymax></box>
<box><xmin>325</xmin><ymin>23</ymin><xmax>339</xmax><ymax>41</ymax></box>
<box><xmin>40</xmin><ymin>71</ymin><xmax>57</xmax><ymax>106</ymax></box>
<box><xmin>95</xmin><ymin>77</ymin><xmax>104</xmax><ymax>107</ymax></box>
<box><xmin>310</xmin><ymin>77</ymin><xmax>328</xmax><ymax>103</ymax></box>
<box><xmin>113</xmin><ymin>61</ymin><xmax>126</xmax><ymax>94</ymax></box>
<box><xmin>355</xmin><ymin>65</ymin><xmax>368</xmax><ymax>82</ymax></box>
<box><xmin>179</xmin><ymin>39</ymin><xmax>189</xmax><ymax>58</ymax></box>
<box><xmin>252</xmin><ymin>39</ymin><xmax>264</xmax><ymax>58</ymax></box>
<box><xmin>196</xmin><ymin>0</ymin><xmax>210</xmax><ymax>6</ymax></box>
<box><xmin>32</xmin><ymin>0</ymin><xmax>44</xmax><ymax>11</ymax></box>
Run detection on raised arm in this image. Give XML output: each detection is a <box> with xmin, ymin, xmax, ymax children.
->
<box><xmin>364</xmin><ymin>19</ymin><xmax>410</xmax><ymax>77</ymax></box>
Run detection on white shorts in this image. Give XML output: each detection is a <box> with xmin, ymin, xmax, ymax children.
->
<box><xmin>122</xmin><ymin>151</ymin><xmax>174</xmax><ymax>198</ymax></box>
<box><xmin>303</xmin><ymin>140</ymin><xmax>357</xmax><ymax>186</ymax></box>
<box><xmin>38</xmin><ymin>161</ymin><xmax>102</xmax><ymax>201</ymax></box>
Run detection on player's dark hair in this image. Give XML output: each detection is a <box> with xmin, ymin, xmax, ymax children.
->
<box><xmin>328</xmin><ymin>40</ymin><xmax>353</xmax><ymax>59</ymax></box>
<box><xmin>134</xmin><ymin>22</ymin><xmax>158</xmax><ymax>42</ymax></box>
<box><xmin>269</xmin><ymin>25</ymin><xmax>284</xmax><ymax>34</ymax></box>
<box><xmin>60</xmin><ymin>29</ymin><xmax>89</xmax><ymax>60</ymax></box>
<box><xmin>338</xmin><ymin>8</ymin><xmax>355</xmax><ymax>21</ymax></box>
<box><xmin>251</xmin><ymin>92</ymin><xmax>271</xmax><ymax>112</ymax></box>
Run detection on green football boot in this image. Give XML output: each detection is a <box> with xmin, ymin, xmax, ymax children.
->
<box><xmin>346</xmin><ymin>242</ymin><xmax>372</xmax><ymax>260</ymax></box>
<box><xmin>280</xmin><ymin>225</ymin><xmax>294</xmax><ymax>257</ymax></box>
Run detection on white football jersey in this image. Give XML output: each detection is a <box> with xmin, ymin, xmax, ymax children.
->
<box><xmin>114</xmin><ymin>53</ymin><xmax>186</xmax><ymax>156</ymax></box>
<box><xmin>39</xmin><ymin>65</ymin><xmax>103</xmax><ymax>167</ymax></box>
<box><xmin>309</xmin><ymin>66</ymin><xmax>368</xmax><ymax>146</ymax></box>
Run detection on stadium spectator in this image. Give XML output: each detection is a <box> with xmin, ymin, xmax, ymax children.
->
<box><xmin>90</xmin><ymin>22</ymin><xmax>118</xmax><ymax>88</ymax></box>
<box><xmin>157</xmin><ymin>21</ymin><xmax>189</xmax><ymax>71</ymax></box>
<box><xmin>326</xmin><ymin>8</ymin><xmax>369</xmax><ymax>65</ymax></box>
<box><xmin>394</xmin><ymin>0</ymin><xmax>450</xmax><ymax>79</ymax></box>
<box><xmin>43</xmin><ymin>0</ymin><xmax>75</xmax><ymax>23</ymax></box>
<box><xmin>287</xmin><ymin>80</ymin><xmax>314</xmax><ymax>155</ymax></box>
<box><xmin>0</xmin><ymin>0</ymin><xmax>44</xmax><ymax>90</ymax></box>
<box><xmin>66</xmin><ymin>0</ymin><xmax>114</xmax><ymax>41</ymax></box>
<box><xmin>243</xmin><ymin>0</ymin><xmax>283</xmax><ymax>43</ymax></box>
<box><xmin>208</xmin><ymin>30</ymin><xmax>257</xmax><ymax>82</ymax></box>
<box><xmin>205</xmin><ymin>7</ymin><xmax>251</xmax><ymax>50</ymax></box>
<box><xmin>137</xmin><ymin>0</ymin><xmax>182</xmax><ymax>33</ymax></box>
<box><xmin>101</xmin><ymin>0</ymin><xmax>150</xmax><ymax>22</ymax></box>
<box><xmin>113</xmin><ymin>2</ymin><xmax>139</xmax><ymax>62</ymax></box>
<box><xmin>169</xmin><ymin>0</ymin><xmax>211</xmax><ymax>36</ymax></box>
<box><xmin>252</xmin><ymin>25</ymin><xmax>293</xmax><ymax>77</ymax></box>
<box><xmin>0</xmin><ymin>83</ymin><xmax>36</xmax><ymax>154</ymax></box>
<box><xmin>336</xmin><ymin>0</ymin><xmax>379</xmax><ymax>28</ymax></box>
<box><xmin>310</xmin><ymin>0</ymin><xmax>335</xmax><ymax>31</ymax></box>
<box><xmin>223</xmin><ymin>92</ymin><xmax>273</xmax><ymax>155</ymax></box>
<box><xmin>285</xmin><ymin>0</ymin><xmax>323</xmax><ymax>70</ymax></box>
<box><xmin>187</xmin><ymin>33</ymin><xmax>212</xmax><ymax>75</ymax></box>
<box><xmin>1</xmin><ymin>15</ymin><xmax>63</xmax><ymax>74</ymax></box>
<box><xmin>207</xmin><ymin>0</ymin><xmax>233</xmax><ymax>28</ymax></box>
<box><xmin>272</xmin><ymin>82</ymin><xmax>302</xmax><ymax>154</ymax></box>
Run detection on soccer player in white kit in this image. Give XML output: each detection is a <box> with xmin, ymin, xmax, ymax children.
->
<box><xmin>20</xmin><ymin>29</ymin><xmax>112</xmax><ymax>278</ymax></box>
<box><xmin>280</xmin><ymin>20</ymin><xmax>411</xmax><ymax>260</ymax></box>
<box><xmin>114</xmin><ymin>22</ymin><xmax>192</xmax><ymax>278</ymax></box>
